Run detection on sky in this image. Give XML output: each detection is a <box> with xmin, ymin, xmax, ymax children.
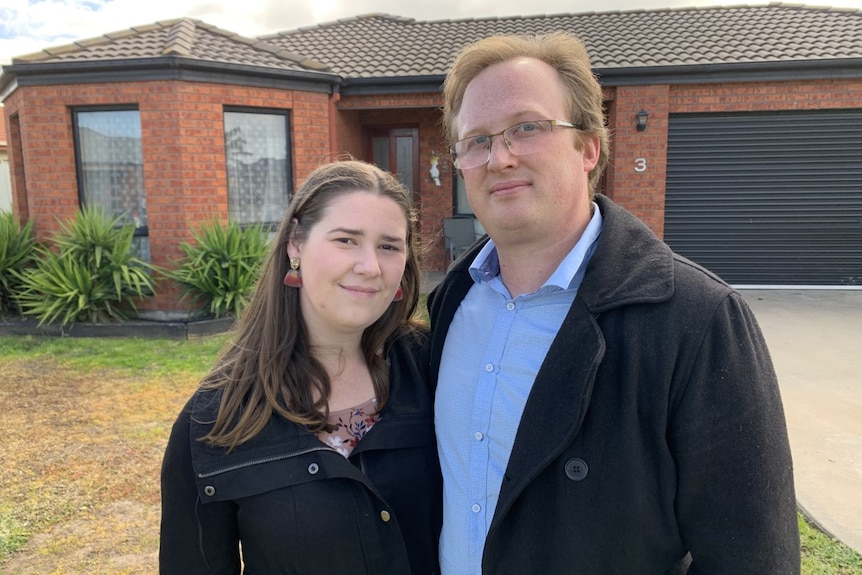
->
<box><xmin>2</xmin><ymin>0</ymin><xmax>862</xmax><ymax>67</ymax></box>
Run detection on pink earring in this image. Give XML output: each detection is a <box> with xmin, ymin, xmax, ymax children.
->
<box><xmin>283</xmin><ymin>257</ymin><xmax>302</xmax><ymax>288</ymax></box>
<box><xmin>393</xmin><ymin>286</ymin><xmax>404</xmax><ymax>302</ymax></box>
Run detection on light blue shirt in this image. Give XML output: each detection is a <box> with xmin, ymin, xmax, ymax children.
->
<box><xmin>435</xmin><ymin>203</ymin><xmax>604</xmax><ymax>575</ymax></box>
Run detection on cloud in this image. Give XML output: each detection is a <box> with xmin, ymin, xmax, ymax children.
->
<box><xmin>0</xmin><ymin>0</ymin><xmax>133</xmax><ymax>63</ymax></box>
<box><xmin>1</xmin><ymin>0</ymin><xmax>861</xmax><ymax>67</ymax></box>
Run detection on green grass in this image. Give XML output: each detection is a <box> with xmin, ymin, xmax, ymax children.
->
<box><xmin>800</xmin><ymin>513</ymin><xmax>862</xmax><ymax>574</ymax></box>
<box><xmin>0</xmin><ymin>334</ymin><xmax>229</xmax><ymax>377</ymax></box>
<box><xmin>0</xmin><ymin>515</ymin><xmax>29</xmax><ymax>557</ymax></box>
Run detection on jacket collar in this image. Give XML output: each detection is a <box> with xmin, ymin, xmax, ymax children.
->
<box><xmin>189</xmin><ymin>333</ymin><xmax>434</xmax><ymax>476</ymax></box>
<box><xmin>432</xmin><ymin>195</ymin><xmax>675</xmax><ymax>315</ymax></box>
<box><xmin>578</xmin><ymin>195</ymin><xmax>675</xmax><ymax>313</ymax></box>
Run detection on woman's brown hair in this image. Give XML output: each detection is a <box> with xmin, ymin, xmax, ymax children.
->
<box><xmin>199</xmin><ymin>160</ymin><xmax>422</xmax><ymax>450</ymax></box>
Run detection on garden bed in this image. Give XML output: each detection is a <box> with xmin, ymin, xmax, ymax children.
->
<box><xmin>0</xmin><ymin>315</ymin><xmax>233</xmax><ymax>339</ymax></box>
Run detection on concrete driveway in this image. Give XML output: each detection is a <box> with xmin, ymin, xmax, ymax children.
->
<box><xmin>740</xmin><ymin>289</ymin><xmax>862</xmax><ymax>554</ymax></box>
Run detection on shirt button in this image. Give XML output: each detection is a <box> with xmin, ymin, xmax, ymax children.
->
<box><xmin>307</xmin><ymin>463</ymin><xmax>319</xmax><ymax>475</ymax></box>
<box><xmin>203</xmin><ymin>485</ymin><xmax>215</xmax><ymax>496</ymax></box>
<box><xmin>380</xmin><ymin>510</ymin><xmax>391</xmax><ymax>522</ymax></box>
<box><xmin>471</xmin><ymin>504</ymin><xmax>481</xmax><ymax>513</ymax></box>
<box><xmin>485</xmin><ymin>363</ymin><xmax>494</xmax><ymax>372</ymax></box>
<box><xmin>474</xmin><ymin>431</ymin><xmax>484</xmax><ymax>441</ymax></box>
<box><xmin>506</xmin><ymin>302</ymin><xmax>515</xmax><ymax>311</ymax></box>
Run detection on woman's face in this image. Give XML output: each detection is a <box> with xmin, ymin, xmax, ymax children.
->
<box><xmin>288</xmin><ymin>191</ymin><xmax>408</xmax><ymax>343</ymax></box>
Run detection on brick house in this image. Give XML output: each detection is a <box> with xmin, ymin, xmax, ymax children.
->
<box><xmin>1</xmin><ymin>5</ymin><xmax>860</xmax><ymax>314</ymax></box>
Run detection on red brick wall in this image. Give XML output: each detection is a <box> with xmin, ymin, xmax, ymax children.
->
<box><xmin>3</xmin><ymin>81</ymin><xmax>330</xmax><ymax>311</ymax></box>
<box><xmin>669</xmin><ymin>78</ymin><xmax>862</xmax><ymax>111</ymax></box>
<box><xmin>332</xmin><ymin>108</ymin><xmax>364</xmax><ymax>160</ymax></box>
<box><xmin>339</xmin><ymin>93</ymin><xmax>441</xmax><ymax>110</ymax></box>
<box><xmin>606</xmin><ymin>84</ymin><xmax>670</xmax><ymax>235</ymax></box>
<box><xmin>4</xmin><ymin>109</ymin><xmax>28</xmax><ymax>222</ymax></box>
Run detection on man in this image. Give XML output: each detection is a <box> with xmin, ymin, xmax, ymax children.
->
<box><xmin>428</xmin><ymin>32</ymin><xmax>799</xmax><ymax>574</ymax></box>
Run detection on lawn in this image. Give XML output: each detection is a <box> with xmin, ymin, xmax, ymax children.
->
<box><xmin>0</xmin><ymin>334</ymin><xmax>860</xmax><ymax>574</ymax></box>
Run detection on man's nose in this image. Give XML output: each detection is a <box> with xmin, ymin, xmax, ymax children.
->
<box><xmin>486</xmin><ymin>134</ymin><xmax>517</xmax><ymax>170</ymax></box>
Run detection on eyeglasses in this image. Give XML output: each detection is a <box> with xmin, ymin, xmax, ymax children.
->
<box><xmin>450</xmin><ymin>119</ymin><xmax>582</xmax><ymax>170</ymax></box>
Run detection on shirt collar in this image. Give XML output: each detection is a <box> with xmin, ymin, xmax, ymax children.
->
<box><xmin>468</xmin><ymin>201</ymin><xmax>604</xmax><ymax>291</ymax></box>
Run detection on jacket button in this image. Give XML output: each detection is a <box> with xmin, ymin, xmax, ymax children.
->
<box><xmin>380</xmin><ymin>510</ymin><xmax>391</xmax><ymax>522</ymax></box>
<box><xmin>204</xmin><ymin>485</ymin><xmax>216</xmax><ymax>496</ymax></box>
<box><xmin>564</xmin><ymin>458</ymin><xmax>589</xmax><ymax>481</ymax></box>
<box><xmin>308</xmin><ymin>463</ymin><xmax>319</xmax><ymax>475</ymax></box>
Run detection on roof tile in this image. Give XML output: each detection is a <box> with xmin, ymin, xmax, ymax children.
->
<box><xmin>7</xmin><ymin>4</ymin><xmax>862</xmax><ymax>78</ymax></box>
<box><xmin>10</xmin><ymin>19</ymin><xmax>327</xmax><ymax>72</ymax></box>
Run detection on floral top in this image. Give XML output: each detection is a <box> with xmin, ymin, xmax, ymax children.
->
<box><xmin>316</xmin><ymin>397</ymin><xmax>379</xmax><ymax>457</ymax></box>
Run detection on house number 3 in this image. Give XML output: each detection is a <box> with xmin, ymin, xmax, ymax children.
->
<box><xmin>634</xmin><ymin>158</ymin><xmax>647</xmax><ymax>173</ymax></box>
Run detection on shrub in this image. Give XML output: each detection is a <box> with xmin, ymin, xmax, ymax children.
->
<box><xmin>15</xmin><ymin>206</ymin><xmax>156</xmax><ymax>325</ymax></box>
<box><xmin>0</xmin><ymin>211</ymin><xmax>37</xmax><ymax>316</ymax></box>
<box><xmin>165</xmin><ymin>220</ymin><xmax>270</xmax><ymax>319</ymax></box>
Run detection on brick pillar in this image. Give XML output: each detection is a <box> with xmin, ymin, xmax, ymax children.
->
<box><xmin>606</xmin><ymin>85</ymin><xmax>670</xmax><ymax>237</ymax></box>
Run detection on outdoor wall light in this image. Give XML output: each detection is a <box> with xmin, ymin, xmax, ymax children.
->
<box><xmin>635</xmin><ymin>109</ymin><xmax>649</xmax><ymax>132</ymax></box>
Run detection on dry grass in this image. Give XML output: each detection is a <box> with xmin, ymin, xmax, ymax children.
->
<box><xmin>0</xmin><ymin>352</ymin><xmax>201</xmax><ymax>575</ymax></box>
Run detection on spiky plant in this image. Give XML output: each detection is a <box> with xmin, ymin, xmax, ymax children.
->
<box><xmin>16</xmin><ymin>206</ymin><xmax>155</xmax><ymax>325</ymax></box>
<box><xmin>165</xmin><ymin>220</ymin><xmax>270</xmax><ymax>319</ymax></box>
<box><xmin>0</xmin><ymin>211</ymin><xmax>37</xmax><ymax>316</ymax></box>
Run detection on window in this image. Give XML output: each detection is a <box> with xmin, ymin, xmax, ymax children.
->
<box><xmin>452</xmin><ymin>174</ymin><xmax>485</xmax><ymax>236</ymax></box>
<box><xmin>224</xmin><ymin>109</ymin><xmax>292</xmax><ymax>228</ymax></box>
<box><xmin>454</xmin><ymin>174</ymin><xmax>473</xmax><ymax>216</ymax></box>
<box><xmin>73</xmin><ymin>108</ymin><xmax>149</xmax><ymax>261</ymax></box>
<box><xmin>0</xmin><ymin>158</ymin><xmax>11</xmax><ymax>212</ymax></box>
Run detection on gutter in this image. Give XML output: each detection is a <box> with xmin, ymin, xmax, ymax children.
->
<box><xmin>0</xmin><ymin>55</ymin><xmax>342</xmax><ymax>97</ymax></box>
<box><xmin>307</xmin><ymin>58</ymin><xmax>862</xmax><ymax>96</ymax></box>
<box><xmin>594</xmin><ymin>58</ymin><xmax>862</xmax><ymax>86</ymax></box>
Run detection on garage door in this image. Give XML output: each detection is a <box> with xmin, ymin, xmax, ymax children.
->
<box><xmin>664</xmin><ymin>110</ymin><xmax>862</xmax><ymax>286</ymax></box>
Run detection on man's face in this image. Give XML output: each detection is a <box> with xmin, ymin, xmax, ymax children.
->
<box><xmin>455</xmin><ymin>57</ymin><xmax>599</xmax><ymax>249</ymax></box>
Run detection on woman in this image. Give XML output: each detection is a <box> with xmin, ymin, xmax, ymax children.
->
<box><xmin>159</xmin><ymin>160</ymin><xmax>441</xmax><ymax>574</ymax></box>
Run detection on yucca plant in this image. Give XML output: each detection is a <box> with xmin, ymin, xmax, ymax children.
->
<box><xmin>0</xmin><ymin>211</ymin><xmax>37</xmax><ymax>316</ymax></box>
<box><xmin>165</xmin><ymin>220</ymin><xmax>270</xmax><ymax>319</ymax></box>
<box><xmin>15</xmin><ymin>206</ymin><xmax>156</xmax><ymax>326</ymax></box>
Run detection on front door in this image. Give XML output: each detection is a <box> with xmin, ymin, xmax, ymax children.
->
<box><xmin>368</xmin><ymin>127</ymin><xmax>419</xmax><ymax>202</ymax></box>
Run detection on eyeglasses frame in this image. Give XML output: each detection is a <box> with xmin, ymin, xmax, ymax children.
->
<box><xmin>450</xmin><ymin>119</ymin><xmax>582</xmax><ymax>170</ymax></box>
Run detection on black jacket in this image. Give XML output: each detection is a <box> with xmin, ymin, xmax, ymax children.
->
<box><xmin>160</xmin><ymin>330</ymin><xmax>442</xmax><ymax>574</ymax></box>
<box><xmin>428</xmin><ymin>195</ymin><xmax>800</xmax><ymax>574</ymax></box>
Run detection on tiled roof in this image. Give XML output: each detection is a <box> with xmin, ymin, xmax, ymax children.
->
<box><xmin>11</xmin><ymin>19</ymin><xmax>328</xmax><ymax>72</ymax></box>
<box><xmin>263</xmin><ymin>4</ymin><xmax>862</xmax><ymax>76</ymax></box>
<box><xmin>6</xmin><ymin>4</ymin><xmax>862</xmax><ymax>78</ymax></box>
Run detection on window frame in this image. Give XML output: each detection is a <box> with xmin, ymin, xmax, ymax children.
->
<box><xmin>223</xmin><ymin>106</ymin><xmax>293</xmax><ymax>231</ymax></box>
<box><xmin>70</xmin><ymin>105</ymin><xmax>151</xmax><ymax>262</ymax></box>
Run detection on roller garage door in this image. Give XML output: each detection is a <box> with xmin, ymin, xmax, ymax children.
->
<box><xmin>664</xmin><ymin>110</ymin><xmax>862</xmax><ymax>286</ymax></box>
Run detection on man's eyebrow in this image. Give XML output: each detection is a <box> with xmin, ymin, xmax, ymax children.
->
<box><xmin>460</xmin><ymin>111</ymin><xmax>546</xmax><ymax>136</ymax></box>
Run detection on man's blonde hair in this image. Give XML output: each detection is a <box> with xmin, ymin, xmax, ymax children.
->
<box><xmin>442</xmin><ymin>32</ymin><xmax>609</xmax><ymax>193</ymax></box>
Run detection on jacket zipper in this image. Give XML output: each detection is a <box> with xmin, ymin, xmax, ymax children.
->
<box><xmin>197</xmin><ymin>445</ymin><xmax>334</xmax><ymax>479</ymax></box>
